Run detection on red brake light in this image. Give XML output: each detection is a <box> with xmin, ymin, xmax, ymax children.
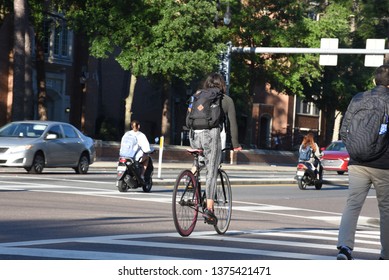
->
<box><xmin>297</xmin><ymin>163</ymin><xmax>306</xmax><ymax>170</ymax></box>
<box><xmin>119</xmin><ymin>157</ymin><xmax>127</xmax><ymax>163</ymax></box>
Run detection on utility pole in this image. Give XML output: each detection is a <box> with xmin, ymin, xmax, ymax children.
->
<box><xmin>219</xmin><ymin>42</ymin><xmax>232</xmax><ymax>95</ymax></box>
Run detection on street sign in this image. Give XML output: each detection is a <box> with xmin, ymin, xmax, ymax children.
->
<box><xmin>319</xmin><ymin>38</ymin><xmax>338</xmax><ymax>66</ymax></box>
<box><xmin>365</xmin><ymin>39</ymin><xmax>386</xmax><ymax>67</ymax></box>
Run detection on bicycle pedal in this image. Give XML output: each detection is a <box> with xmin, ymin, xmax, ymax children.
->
<box><xmin>204</xmin><ymin>218</ymin><xmax>217</xmax><ymax>225</ymax></box>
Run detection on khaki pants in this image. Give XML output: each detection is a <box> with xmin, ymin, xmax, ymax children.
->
<box><xmin>337</xmin><ymin>165</ymin><xmax>389</xmax><ymax>259</ymax></box>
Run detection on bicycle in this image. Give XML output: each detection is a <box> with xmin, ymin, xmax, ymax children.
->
<box><xmin>172</xmin><ymin>148</ymin><xmax>232</xmax><ymax>237</ymax></box>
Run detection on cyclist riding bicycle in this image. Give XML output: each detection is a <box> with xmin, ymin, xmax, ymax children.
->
<box><xmin>186</xmin><ymin>73</ymin><xmax>242</xmax><ymax>225</ymax></box>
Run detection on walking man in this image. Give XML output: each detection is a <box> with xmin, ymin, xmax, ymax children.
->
<box><xmin>337</xmin><ymin>64</ymin><xmax>389</xmax><ymax>260</ymax></box>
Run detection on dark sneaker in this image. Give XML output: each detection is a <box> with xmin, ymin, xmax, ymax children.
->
<box><xmin>202</xmin><ymin>208</ymin><xmax>217</xmax><ymax>225</ymax></box>
<box><xmin>337</xmin><ymin>246</ymin><xmax>354</xmax><ymax>260</ymax></box>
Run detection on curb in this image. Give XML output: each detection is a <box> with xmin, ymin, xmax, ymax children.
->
<box><xmin>91</xmin><ymin>161</ymin><xmax>348</xmax><ymax>186</ymax></box>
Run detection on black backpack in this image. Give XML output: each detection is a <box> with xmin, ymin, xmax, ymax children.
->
<box><xmin>186</xmin><ymin>88</ymin><xmax>225</xmax><ymax>130</ymax></box>
<box><xmin>340</xmin><ymin>89</ymin><xmax>389</xmax><ymax>162</ymax></box>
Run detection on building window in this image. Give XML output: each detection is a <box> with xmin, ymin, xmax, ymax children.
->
<box><xmin>53</xmin><ymin>25</ymin><xmax>69</xmax><ymax>57</ymax></box>
<box><xmin>297</xmin><ymin>97</ymin><xmax>319</xmax><ymax>116</ymax></box>
<box><xmin>43</xmin><ymin>17</ymin><xmax>73</xmax><ymax>65</ymax></box>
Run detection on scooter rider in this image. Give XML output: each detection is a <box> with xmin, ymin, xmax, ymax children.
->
<box><xmin>299</xmin><ymin>132</ymin><xmax>322</xmax><ymax>180</ymax></box>
<box><xmin>119</xmin><ymin>120</ymin><xmax>152</xmax><ymax>180</ymax></box>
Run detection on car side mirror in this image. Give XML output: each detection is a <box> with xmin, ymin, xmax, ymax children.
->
<box><xmin>46</xmin><ymin>134</ymin><xmax>58</xmax><ymax>140</ymax></box>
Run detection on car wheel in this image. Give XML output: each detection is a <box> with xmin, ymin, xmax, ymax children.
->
<box><xmin>27</xmin><ymin>153</ymin><xmax>45</xmax><ymax>174</ymax></box>
<box><xmin>74</xmin><ymin>154</ymin><xmax>89</xmax><ymax>174</ymax></box>
<box><xmin>337</xmin><ymin>171</ymin><xmax>345</xmax><ymax>175</ymax></box>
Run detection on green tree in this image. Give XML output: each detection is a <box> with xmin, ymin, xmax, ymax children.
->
<box><xmin>3</xmin><ymin>0</ymin><xmax>385</xmax><ymax>146</ymax></box>
<box><xmin>1</xmin><ymin>0</ymin><xmax>53</xmax><ymax>121</ymax></box>
<box><xmin>227</xmin><ymin>0</ymin><xmax>318</xmax><ymax>145</ymax></box>
<box><xmin>228</xmin><ymin>0</ymin><xmax>384</xmax><ymax>146</ymax></box>
<box><xmin>60</xmin><ymin>0</ymin><xmax>228</xmax><ymax>144</ymax></box>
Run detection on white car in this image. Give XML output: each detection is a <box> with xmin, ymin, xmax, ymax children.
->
<box><xmin>0</xmin><ymin>121</ymin><xmax>95</xmax><ymax>174</ymax></box>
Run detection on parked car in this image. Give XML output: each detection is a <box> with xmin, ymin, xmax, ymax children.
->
<box><xmin>0</xmin><ymin>121</ymin><xmax>95</xmax><ymax>174</ymax></box>
<box><xmin>320</xmin><ymin>140</ymin><xmax>349</xmax><ymax>175</ymax></box>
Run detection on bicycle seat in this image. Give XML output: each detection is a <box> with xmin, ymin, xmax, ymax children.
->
<box><xmin>186</xmin><ymin>148</ymin><xmax>204</xmax><ymax>156</ymax></box>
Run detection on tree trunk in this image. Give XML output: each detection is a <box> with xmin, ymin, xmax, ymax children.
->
<box><xmin>12</xmin><ymin>0</ymin><xmax>26</xmax><ymax>121</ymax></box>
<box><xmin>161</xmin><ymin>81</ymin><xmax>171</xmax><ymax>144</ymax></box>
<box><xmin>245</xmin><ymin>58</ymin><xmax>256</xmax><ymax>147</ymax></box>
<box><xmin>35</xmin><ymin>30</ymin><xmax>47</xmax><ymax>120</ymax></box>
<box><xmin>0</xmin><ymin>14</ymin><xmax>13</xmax><ymax>124</ymax></box>
<box><xmin>24</xmin><ymin>25</ymin><xmax>34</xmax><ymax>119</ymax></box>
<box><xmin>332</xmin><ymin>110</ymin><xmax>342</xmax><ymax>142</ymax></box>
<box><xmin>124</xmin><ymin>74</ymin><xmax>137</xmax><ymax>131</ymax></box>
<box><xmin>70</xmin><ymin>31</ymin><xmax>89</xmax><ymax>131</ymax></box>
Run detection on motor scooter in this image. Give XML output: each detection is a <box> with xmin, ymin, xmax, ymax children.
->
<box><xmin>295</xmin><ymin>158</ymin><xmax>323</xmax><ymax>190</ymax></box>
<box><xmin>116</xmin><ymin>153</ymin><xmax>154</xmax><ymax>193</ymax></box>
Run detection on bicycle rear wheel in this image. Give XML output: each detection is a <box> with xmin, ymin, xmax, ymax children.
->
<box><xmin>172</xmin><ymin>170</ymin><xmax>199</xmax><ymax>237</ymax></box>
<box><xmin>213</xmin><ymin>169</ymin><xmax>232</xmax><ymax>234</ymax></box>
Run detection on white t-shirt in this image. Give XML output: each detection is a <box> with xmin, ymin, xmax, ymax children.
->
<box><xmin>119</xmin><ymin>130</ymin><xmax>151</xmax><ymax>160</ymax></box>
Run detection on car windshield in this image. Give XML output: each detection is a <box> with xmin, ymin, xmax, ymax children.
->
<box><xmin>0</xmin><ymin>123</ymin><xmax>47</xmax><ymax>138</ymax></box>
<box><xmin>326</xmin><ymin>142</ymin><xmax>347</xmax><ymax>152</ymax></box>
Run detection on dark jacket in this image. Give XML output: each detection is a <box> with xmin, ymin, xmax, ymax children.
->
<box><xmin>347</xmin><ymin>85</ymin><xmax>389</xmax><ymax>169</ymax></box>
<box><xmin>222</xmin><ymin>94</ymin><xmax>240</xmax><ymax>148</ymax></box>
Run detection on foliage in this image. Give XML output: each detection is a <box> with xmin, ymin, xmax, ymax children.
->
<box><xmin>226</xmin><ymin>0</ymin><xmax>387</xmax><ymax>116</ymax></box>
<box><xmin>2</xmin><ymin>0</ymin><xmax>388</xmax><ymax>142</ymax></box>
<box><xmin>60</xmin><ymin>0</ymin><xmax>227</xmax><ymax>85</ymax></box>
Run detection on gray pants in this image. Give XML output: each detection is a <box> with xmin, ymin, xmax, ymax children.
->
<box><xmin>189</xmin><ymin>128</ymin><xmax>221</xmax><ymax>200</ymax></box>
<box><xmin>337</xmin><ymin>165</ymin><xmax>389</xmax><ymax>259</ymax></box>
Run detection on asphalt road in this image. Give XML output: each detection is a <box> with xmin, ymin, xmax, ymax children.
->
<box><xmin>0</xmin><ymin>166</ymin><xmax>381</xmax><ymax>261</ymax></box>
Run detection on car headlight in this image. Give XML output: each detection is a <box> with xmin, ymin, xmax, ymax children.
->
<box><xmin>8</xmin><ymin>145</ymin><xmax>33</xmax><ymax>153</ymax></box>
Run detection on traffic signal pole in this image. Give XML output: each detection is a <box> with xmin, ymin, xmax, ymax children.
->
<box><xmin>220</xmin><ymin>40</ymin><xmax>389</xmax><ymax>94</ymax></box>
<box><xmin>231</xmin><ymin>46</ymin><xmax>389</xmax><ymax>54</ymax></box>
<box><xmin>219</xmin><ymin>40</ymin><xmax>389</xmax><ymax>148</ymax></box>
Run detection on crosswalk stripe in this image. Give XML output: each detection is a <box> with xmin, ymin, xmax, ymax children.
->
<box><xmin>0</xmin><ymin>247</ymin><xmax>189</xmax><ymax>260</ymax></box>
<box><xmin>0</xmin><ymin>229</ymin><xmax>380</xmax><ymax>260</ymax></box>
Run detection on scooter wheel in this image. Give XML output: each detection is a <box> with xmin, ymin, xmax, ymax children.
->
<box><xmin>117</xmin><ymin>180</ymin><xmax>128</xmax><ymax>192</ymax></box>
<box><xmin>142</xmin><ymin>177</ymin><xmax>152</xmax><ymax>192</ymax></box>
<box><xmin>314</xmin><ymin>180</ymin><xmax>323</xmax><ymax>190</ymax></box>
<box><xmin>297</xmin><ymin>178</ymin><xmax>307</xmax><ymax>190</ymax></box>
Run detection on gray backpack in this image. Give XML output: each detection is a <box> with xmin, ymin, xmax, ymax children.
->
<box><xmin>299</xmin><ymin>145</ymin><xmax>312</xmax><ymax>161</ymax></box>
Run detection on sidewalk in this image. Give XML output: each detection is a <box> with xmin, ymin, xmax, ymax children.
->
<box><xmin>93</xmin><ymin>144</ymin><xmax>300</xmax><ymax>185</ymax></box>
<box><xmin>92</xmin><ymin>160</ymin><xmax>299</xmax><ymax>185</ymax></box>
<box><xmin>92</xmin><ymin>160</ymin><xmax>296</xmax><ymax>171</ymax></box>
<box><xmin>94</xmin><ymin>143</ymin><xmax>299</xmax><ymax>166</ymax></box>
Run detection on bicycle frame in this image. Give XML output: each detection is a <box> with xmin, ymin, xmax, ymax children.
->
<box><xmin>172</xmin><ymin>148</ymin><xmax>232</xmax><ymax>236</ymax></box>
<box><xmin>177</xmin><ymin>153</ymin><xmax>205</xmax><ymax>212</ymax></box>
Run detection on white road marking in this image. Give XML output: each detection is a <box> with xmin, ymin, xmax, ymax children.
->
<box><xmin>0</xmin><ymin>229</ymin><xmax>380</xmax><ymax>260</ymax></box>
<box><xmin>0</xmin><ymin>175</ymin><xmax>380</xmax><ymax>260</ymax></box>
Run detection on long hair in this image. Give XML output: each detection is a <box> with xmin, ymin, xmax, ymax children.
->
<box><xmin>302</xmin><ymin>132</ymin><xmax>316</xmax><ymax>152</ymax></box>
<box><xmin>202</xmin><ymin>73</ymin><xmax>226</xmax><ymax>94</ymax></box>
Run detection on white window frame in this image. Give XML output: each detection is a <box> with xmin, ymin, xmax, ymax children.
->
<box><xmin>43</xmin><ymin>18</ymin><xmax>73</xmax><ymax>65</ymax></box>
<box><xmin>296</xmin><ymin>96</ymin><xmax>320</xmax><ymax>116</ymax></box>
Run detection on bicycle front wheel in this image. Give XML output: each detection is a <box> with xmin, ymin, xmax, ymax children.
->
<box><xmin>172</xmin><ymin>170</ymin><xmax>199</xmax><ymax>237</ymax></box>
<box><xmin>213</xmin><ymin>169</ymin><xmax>232</xmax><ymax>234</ymax></box>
